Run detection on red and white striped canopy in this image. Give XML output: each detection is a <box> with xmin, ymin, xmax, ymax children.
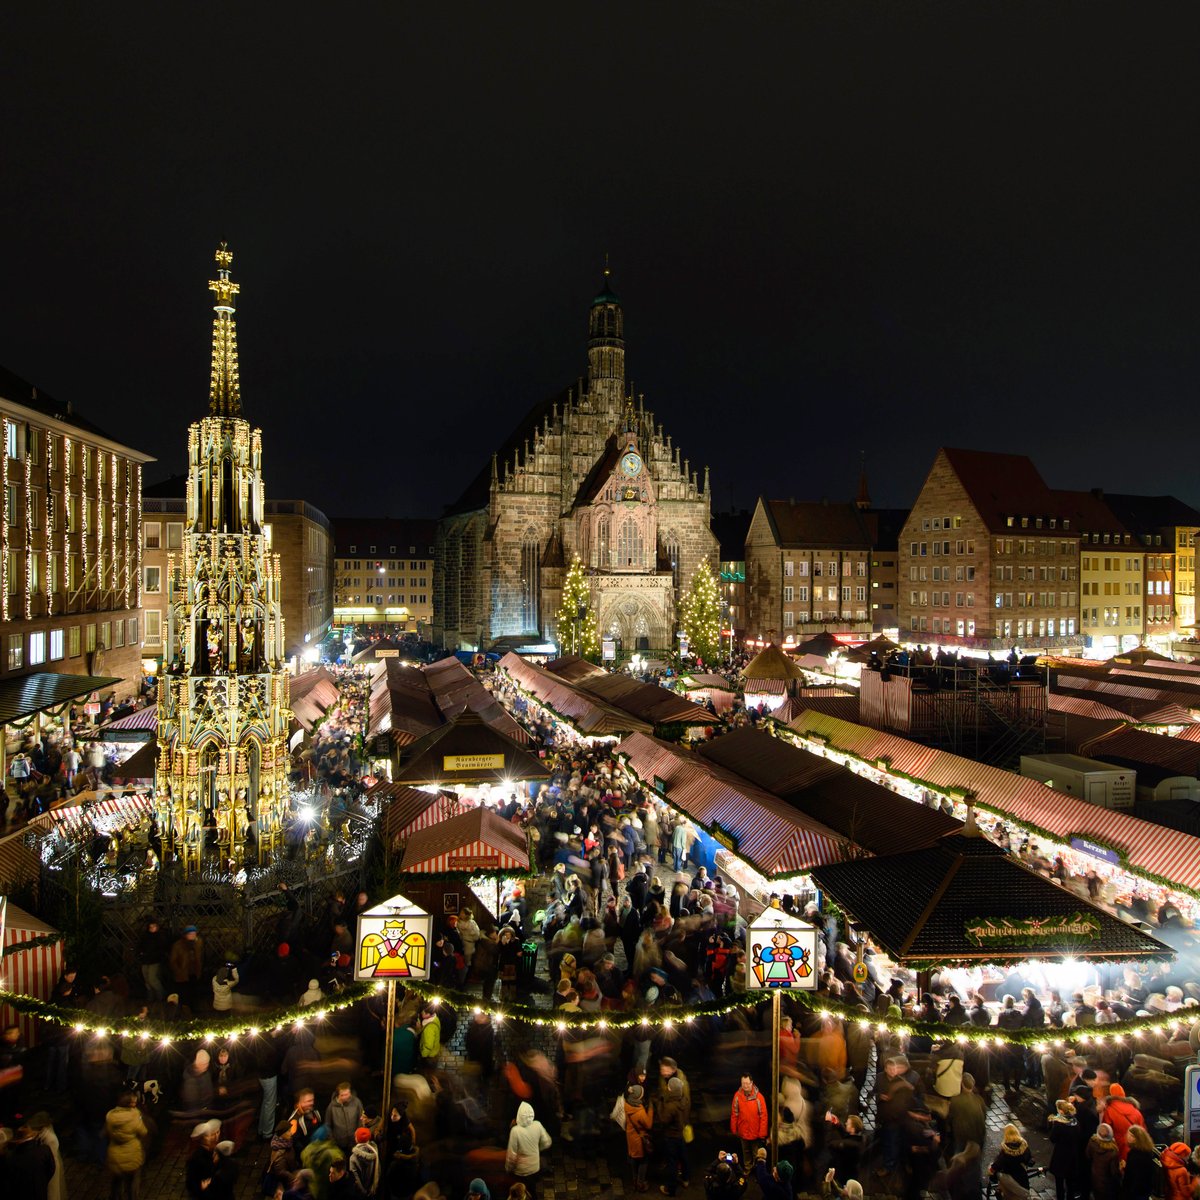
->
<box><xmin>400</xmin><ymin>807</ymin><xmax>529</xmax><ymax>874</ymax></box>
<box><xmin>0</xmin><ymin>902</ymin><xmax>64</xmax><ymax>1048</ymax></box>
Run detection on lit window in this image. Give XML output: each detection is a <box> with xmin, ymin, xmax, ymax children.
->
<box><xmin>144</xmin><ymin>566</ymin><xmax>161</xmax><ymax>593</ymax></box>
<box><xmin>49</xmin><ymin>628</ymin><xmax>64</xmax><ymax>660</ymax></box>
<box><xmin>28</xmin><ymin>631</ymin><xmax>45</xmax><ymax>665</ymax></box>
<box><xmin>6</xmin><ymin>634</ymin><xmax>23</xmax><ymax>670</ymax></box>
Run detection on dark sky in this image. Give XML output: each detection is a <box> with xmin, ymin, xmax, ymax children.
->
<box><xmin>3</xmin><ymin>3</ymin><xmax>1197</xmax><ymax>519</ymax></box>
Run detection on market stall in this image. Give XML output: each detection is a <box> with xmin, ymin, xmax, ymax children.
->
<box><xmin>678</xmin><ymin>672</ymin><xmax>737</xmax><ymax>715</ymax></box>
<box><xmin>373</xmin><ymin>781</ymin><xmax>464</xmax><ymax>851</ymax></box>
<box><xmin>0</xmin><ymin>901</ymin><xmax>64</xmax><ymax>1046</ymax></box>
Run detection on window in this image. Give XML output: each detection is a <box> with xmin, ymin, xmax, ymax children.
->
<box><xmin>783</xmin><ymin>611</ymin><xmax>794</xmax><ymax>628</ymax></box>
<box><xmin>69</xmin><ymin>626</ymin><xmax>81</xmax><ymax>657</ymax></box>
<box><xmin>113</xmin><ymin>620</ymin><xmax>124</xmax><ymax>648</ymax></box>
<box><xmin>144</xmin><ymin>566</ymin><xmax>161</xmax><ymax>593</ymax></box>
<box><xmin>797</xmin><ymin>561</ymin><xmax>808</xmax><ymax>576</ymax></box>
<box><xmin>128</xmin><ymin>617</ymin><xmax>138</xmax><ymax>644</ymax></box>
<box><xmin>797</xmin><ymin>586</ymin><xmax>808</xmax><ymax>602</ymax></box>
<box><xmin>5</xmin><ymin>422</ymin><xmax>18</xmax><ymax>459</ymax></box>
<box><xmin>855</xmin><ymin>586</ymin><xmax>866</xmax><ymax>602</ymax></box>
<box><xmin>827</xmin><ymin>561</ymin><xmax>836</xmax><ymax>577</ymax></box>
<box><xmin>167</xmin><ymin>523</ymin><xmax>183</xmax><ymax>550</ymax></box>
<box><xmin>842</xmin><ymin>560</ymin><xmax>852</xmax><ymax>577</ymax></box>
<box><xmin>841</xmin><ymin>586</ymin><xmax>851</xmax><ymax>601</ymax></box>
<box><xmin>28</xmin><ymin>631</ymin><xmax>45</xmax><ymax>665</ymax></box>
<box><xmin>86</xmin><ymin>624</ymin><xmax>97</xmax><ymax>653</ymax></box>
<box><xmin>856</xmin><ymin>561</ymin><xmax>866</xmax><ymax>576</ymax></box>
<box><xmin>144</xmin><ymin>522</ymin><xmax>161</xmax><ymax>549</ymax></box>
<box><xmin>100</xmin><ymin>621</ymin><xmax>111</xmax><ymax>649</ymax></box>
<box><xmin>783</xmin><ymin>560</ymin><xmax>794</xmax><ymax>577</ymax></box>
<box><xmin>49</xmin><ymin>628</ymin><xmax>64</xmax><ymax>660</ymax></box>
<box><xmin>783</xmin><ymin>585</ymin><xmax>794</xmax><ymax>603</ymax></box>
<box><xmin>6</xmin><ymin>634</ymin><xmax>23</xmax><ymax>670</ymax></box>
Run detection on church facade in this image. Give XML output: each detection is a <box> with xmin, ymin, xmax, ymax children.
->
<box><xmin>435</xmin><ymin>276</ymin><xmax>718</xmax><ymax>654</ymax></box>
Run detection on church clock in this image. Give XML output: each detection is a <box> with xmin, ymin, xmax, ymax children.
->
<box><xmin>620</xmin><ymin>450</ymin><xmax>642</xmax><ymax>477</ymax></box>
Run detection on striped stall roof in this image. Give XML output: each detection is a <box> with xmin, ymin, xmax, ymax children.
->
<box><xmin>499</xmin><ymin>653</ymin><xmax>654</xmax><ymax>736</ymax></box>
<box><xmin>745</xmin><ymin>678</ymin><xmax>787</xmax><ymax>696</ymax></box>
<box><xmin>1176</xmin><ymin>724</ymin><xmax>1200</xmax><ymax>743</ymax></box>
<box><xmin>400</xmin><ymin>807</ymin><xmax>529</xmax><ymax>874</ymax></box>
<box><xmin>1078</xmin><ymin>726</ymin><xmax>1200</xmax><ymax>780</ymax></box>
<box><xmin>1057</xmin><ymin>674</ymin><xmax>1200</xmax><ymax>716</ymax></box>
<box><xmin>100</xmin><ymin>706</ymin><xmax>158</xmax><ymax>734</ymax></box>
<box><xmin>51</xmin><ymin>791</ymin><xmax>152</xmax><ymax>832</ymax></box>
<box><xmin>1</xmin><ymin>902</ymin><xmax>64</xmax><ymax>1047</ymax></box>
<box><xmin>376</xmin><ymin>784</ymin><xmax>463</xmax><ymax>843</ymax></box>
<box><xmin>543</xmin><ymin>657</ymin><xmax>719</xmax><ymax>727</ymax></box>
<box><xmin>1047</xmin><ymin>694</ymin><xmax>1136</xmax><ymax>722</ymax></box>
<box><xmin>788</xmin><ymin>708</ymin><xmax>1200</xmax><ymax>892</ymax></box>
<box><xmin>616</xmin><ymin>731</ymin><xmax>846</xmax><ymax>878</ymax></box>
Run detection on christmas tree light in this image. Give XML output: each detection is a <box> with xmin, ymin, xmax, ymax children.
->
<box><xmin>557</xmin><ymin>554</ymin><xmax>599</xmax><ymax>659</ymax></box>
<box><xmin>679</xmin><ymin>556</ymin><xmax>721</xmax><ymax>664</ymax></box>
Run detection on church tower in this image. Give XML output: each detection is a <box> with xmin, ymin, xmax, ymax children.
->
<box><xmin>156</xmin><ymin>245</ymin><xmax>292</xmax><ymax>873</ymax></box>
<box><xmin>586</xmin><ymin>267</ymin><xmax>625</xmax><ymax>411</ymax></box>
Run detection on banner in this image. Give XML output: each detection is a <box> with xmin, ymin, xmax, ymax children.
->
<box><xmin>442</xmin><ymin>754</ymin><xmax>505</xmax><ymax>771</ymax></box>
<box><xmin>355</xmin><ymin>893</ymin><xmax>432</xmax><ymax>982</ymax></box>
<box><xmin>746</xmin><ymin>907</ymin><xmax>818</xmax><ymax>990</ymax></box>
<box><xmin>963</xmin><ymin>913</ymin><xmax>1102</xmax><ymax>947</ymax></box>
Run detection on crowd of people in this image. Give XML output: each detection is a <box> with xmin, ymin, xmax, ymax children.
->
<box><xmin>3</xmin><ymin>652</ymin><xmax>1200</xmax><ymax>1200</ymax></box>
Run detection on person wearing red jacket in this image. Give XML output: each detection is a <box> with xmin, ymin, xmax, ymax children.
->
<box><xmin>1099</xmin><ymin>1085</ymin><xmax>1144</xmax><ymax>1162</ymax></box>
<box><xmin>1159</xmin><ymin>1141</ymin><xmax>1193</xmax><ymax>1200</ymax></box>
<box><xmin>730</xmin><ymin>1074</ymin><xmax>769</xmax><ymax>1167</ymax></box>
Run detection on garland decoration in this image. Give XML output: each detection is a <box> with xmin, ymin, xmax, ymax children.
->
<box><xmin>0</xmin><ymin>975</ymin><xmax>1193</xmax><ymax>1049</ymax></box>
<box><xmin>2</xmin><ymin>934</ymin><xmax>65</xmax><ymax>957</ymax></box>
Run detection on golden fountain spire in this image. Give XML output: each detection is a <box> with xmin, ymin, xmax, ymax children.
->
<box><xmin>207</xmin><ymin>242</ymin><xmax>242</xmax><ymax>417</ymax></box>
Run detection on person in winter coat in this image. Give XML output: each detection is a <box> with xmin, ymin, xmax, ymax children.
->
<box><xmin>326</xmin><ymin>1082</ymin><xmax>366</xmax><ymax>1153</ymax></box>
<box><xmin>948</xmin><ymin>1073</ymin><xmax>987</xmax><ymax>1157</ymax></box>
<box><xmin>776</xmin><ymin>1077</ymin><xmax>810</xmax><ymax>1183</ymax></box>
<box><xmin>1047</xmin><ymin>1099</ymin><xmax>1080</xmax><ymax>1200</ymax></box>
<box><xmin>623</xmin><ymin>1085</ymin><xmax>654</xmax><ymax>1193</ymax></box>
<box><xmin>417</xmin><ymin>1006</ymin><xmax>441</xmax><ymax>1068</ymax></box>
<box><xmin>754</xmin><ymin>1149</ymin><xmax>795</xmax><ymax>1200</ymax></box>
<box><xmin>104</xmin><ymin>1093</ymin><xmax>149</xmax><ymax>1200</ymax></box>
<box><xmin>506</xmin><ymin>1100</ymin><xmax>552</xmax><ymax>1197</ymax></box>
<box><xmin>1088</xmin><ymin>1124</ymin><xmax>1121</xmax><ymax>1200</ymax></box>
<box><xmin>730</xmin><ymin>1074</ymin><xmax>769</xmax><ymax>1168</ymax></box>
<box><xmin>990</xmin><ymin>1125</ymin><xmax>1035</xmax><ymax>1193</ymax></box>
<box><xmin>1120</xmin><ymin>1126</ymin><xmax>1158</xmax><ymax>1200</ymax></box>
<box><xmin>349</xmin><ymin>1127</ymin><xmax>381</xmax><ymax>1197</ymax></box>
<box><xmin>657</xmin><ymin>1075</ymin><xmax>691</xmax><ymax>1195</ymax></box>
<box><xmin>1159</xmin><ymin>1142</ymin><xmax>1192</xmax><ymax>1200</ymax></box>
<box><xmin>180</xmin><ymin>1049</ymin><xmax>214</xmax><ymax>1111</ymax></box>
<box><xmin>211</xmin><ymin>964</ymin><xmax>239</xmax><ymax>1012</ymax></box>
<box><xmin>458</xmin><ymin>909</ymin><xmax>481</xmax><ymax>973</ymax></box>
<box><xmin>5</xmin><ymin>1124</ymin><xmax>57</xmax><ymax>1200</ymax></box>
<box><xmin>301</xmin><ymin>1127</ymin><xmax>345</xmax><ymax>1200</ymax></box>
<box><xmin>1101</xmin><ymin>1086</ymin><xmax>1145</xmax><ymax>1163</ymax></box>
<box><xmin>267</xmin><ymin>1120</ymin><xmax>299</xmax><ymax>1193</ymax></box>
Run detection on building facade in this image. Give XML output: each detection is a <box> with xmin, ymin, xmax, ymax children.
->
<box><xmin>332</xmin><ymin>517</ymin><xmax>436</xmax><ymax>637</ymax></box>
<box><xmin>712</xmin><ymin>510</ymin><xmax>751</xmax><ymax>648</ymax></box>
<box><xmin>899</xmin><ymin>448</ymin><xmax>1082</xmax><ymax>649</ymax></box>
<box><xmin>1103</xmin><ymin>494</ymin><xmax>1200</xmax><ymax>643</ymax></box>
<box><xmin>143</xmin><ymin>492</ymin><xmax>333</xmax><ymax>664</ymax></box>
<box><xmin>435</xmin><ymin>275</ymin><xmax>717</xmax><ymax>653</ymax></box>
<box><xmin>0</xmin><ymin>366</ymin><xmax>153</xmax><ymax>700</ymax></box>
<box><xmin>156</xmin><ymin>246</ymin><xmax>291</xmax><ymax>870</ymax></box>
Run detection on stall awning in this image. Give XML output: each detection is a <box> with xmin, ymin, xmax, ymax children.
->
<box><xmin>100</xmin><ymin>706</ymin><xmax>158</xmax><ymax>741</ymax></box>
<box><xmin>392</xmin><ymin>709</ymin><xmax>550</xmax><ymax>786</ymax></box>
<box><xmin>51</xmin><ymin>791</ymin><xmax>153</xmax><ymax>832</ymax></box>
<box><xmin>374</xmin><ymin>782</ymin><xmax>463</xmax><ymax>843</ymax></box>
<box><xmin>789</xmin><ymin>708</ymin><xmax>1200</xmax><ymax>893</ymax></box>
<box><xmin>0</xmin><ymin>672</ymin><xmax>121</xmax><ymax>724</ymax></box>
<box><xmin>810</xmin><ymin>829</ymin><xmax>1173</xmax><ymax>965</ymax></box>
<box><xmin>400</xmin><ymin>807</ymin><xmax>530</xmax><ymax>874</ymax></box>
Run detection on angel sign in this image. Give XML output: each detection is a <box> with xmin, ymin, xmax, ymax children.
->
<box><xmin>358</xmin><ymin>918</ymin><xmax>429</xmax><ymax>979</ymax></box>
<box><xmin>750</xmin><ymin>928</ymin><xmax>814</xmax><ymax>988</ymax></box>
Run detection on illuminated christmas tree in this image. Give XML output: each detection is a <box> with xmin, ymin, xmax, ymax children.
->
<box><xmin>680</xmin><ymin>556</ymin><xmax>721</xmax><ymax>665</ymax></box>
<box><xmin>557</xmin><ymin>554</ymin><xmax>599</xmax><ymax>659</ymax></box>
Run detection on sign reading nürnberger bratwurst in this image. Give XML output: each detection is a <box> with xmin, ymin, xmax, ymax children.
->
<box><xmin>442</xmin><ymin>754</ymin><xmax>505</xmax><ymax>771</ymax></box>
<box><xmin>963</xmin><ymin>913</ymin><xmax>1101</xmax><ymax>947</ymax></box>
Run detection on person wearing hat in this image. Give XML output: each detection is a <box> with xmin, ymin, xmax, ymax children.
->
<box><xmin>754</xmin><ymin>1146</ymin><xmax>795</xmax><ymax>1200</ymax></box>
<box><xmin>212</xmin><ymin>961</ymin><xmax>240</xmax><ymax>1012</ymax></box>
<box><xmin>349</xmin><ymin>1125</ymin><xmax>381</xmax><ymax>1196</ymax></box>
<box><xmin>181</xmin><ymin>1048</ymin><xmax>215</xmax><ymax>1111</ymax></box>
<box><xmin>1087</xmin><ymin>1123</ymin><xmax>1120</xmax><ymax>1200</ymax></box>
<box><xmin>186</xmin><ymin>1120</ymin><xmax>223</xmax><ymax>1199</ymax></box>
<box><xmin>1159</xmin><ymin>1141</ymin><xmax>1193</xmax><ymax>1200</ymax></box>
<box><xmin>657</xmin><ymin>1074</ymin><xmax>691</xmax><ymax>1196</ymax></box>
<box><xmin>623</xmin><ymin>1085</ymin><xmax>654</xmax><ymax>1193</ymax></box>
<box><xmin>465</xmin><ymin>1180</ymin><xmax>491</xmax><ymax>1200</ymax></box>
<box><xmin>1099</xmin><ymin>1084</ymin><xmax>1145</xmax><ymax>1161</ymax></box>
<box><xmin>169</xmin><ymin>924</ymin><xmax>205</xmax><ymax>1012</ymax></box>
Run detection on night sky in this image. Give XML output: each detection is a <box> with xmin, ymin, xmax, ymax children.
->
<box><xmin>2</xmin><ymin>4</ymin><xmax>1197</xmax><ymax>519</ymax></box>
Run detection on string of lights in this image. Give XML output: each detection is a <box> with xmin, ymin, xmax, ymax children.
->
<box><xmin>2</xmin><ymin>977</ymin><xmax>1191</xmax><ymax>1050</ymax></box>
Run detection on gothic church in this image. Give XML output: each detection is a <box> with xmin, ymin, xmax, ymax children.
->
<box><xmin>435</xmin><ymin>275</ymin><xmax>717</xmax><ymax>653</ymax></box>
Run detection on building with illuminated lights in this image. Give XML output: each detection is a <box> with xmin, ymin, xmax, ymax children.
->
<box><xmin>332</xmin><ymin>517</ymin><xmax>436</xmax><ymax>638</ymax></box>
<box><xmin>0</xmin><ymin>366</ymin><xmax>153</xmax><ymax>709</ymax></box>
<box><xmin>436</xmin><ymin>272</ymin><xmax>717</xmax><ymax>654</ymax></box>
<box><xmin>155</xmin><ymin>246</ymin><xmax>292</xmax><ymax>871</ymax></box>
<box><xmin>142</xmin><ymin>481</ymin><xmax>333</xmax><ymax>666</ymax></box>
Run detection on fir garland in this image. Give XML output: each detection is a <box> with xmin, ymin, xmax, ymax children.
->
<box><xmin>1</xmin><ymin>934</ymin><xmax>64</xmax><ymax>957</ymax></box>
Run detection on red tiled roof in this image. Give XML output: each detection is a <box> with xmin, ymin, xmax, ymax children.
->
<box><xmin>938</xmin><ymin>447</ymin><xmax>1072</xmax><ymax>534</ymax></box>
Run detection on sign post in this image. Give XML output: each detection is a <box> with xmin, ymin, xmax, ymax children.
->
<box><xmin>745</xmin><ymin>906</ymin><xmax>818</xmax><ymax>1165</ymax></box>
<box><xmin>355</xmin><ymin>893</ymin><xmax>432</xmax><ymax>1125</ymax></box>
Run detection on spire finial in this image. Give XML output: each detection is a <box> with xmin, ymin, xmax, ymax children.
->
<box><xmin>207</xmin><ymin>242</ymin><xmax>242</xmax><ymax>417</ymax></box>
<box><xmin>604</xmin><ymin>250</ymin><xmax>610</xmax><ymax>278</ymax></box>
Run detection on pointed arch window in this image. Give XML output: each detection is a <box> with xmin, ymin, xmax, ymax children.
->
<box><xmin>597</xmin><ymin>516</ymin><xmax>610</xmax><ymax>569</ymax></box>
<box><xmin>617</xmin><ymin>517</ymin><xmax>643</xmax><ymax>570</ymax></box>
<box><xmin>521</xmin><ymin>530</ymin><xmax>541</xmax><ymax>631</ymax></box>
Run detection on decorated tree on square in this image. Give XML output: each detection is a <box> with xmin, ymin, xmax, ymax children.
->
<box><xmin>680</xmin><ymin>556</ymin><xmax>721</xmax><ymax>665</ymax></box>
<box><xmin>557</xmin><ymin>554</ymin><xmax>599</xmax><ymax>660</ymax></box>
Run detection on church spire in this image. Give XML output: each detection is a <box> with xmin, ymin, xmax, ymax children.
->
<box><xmin>587</xmin><ymin>259</ymin><xmax>625</xmax><ymax>407</ymax></box>
<box><xmin>855</xmin><ymin>451</ymin><xmax>871</xmax><ymax>510</ymax></box>
<box><xmin>207</xmin><ymin>243</ymin><xmax>242</xmax><ymax>417</ymax></box>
